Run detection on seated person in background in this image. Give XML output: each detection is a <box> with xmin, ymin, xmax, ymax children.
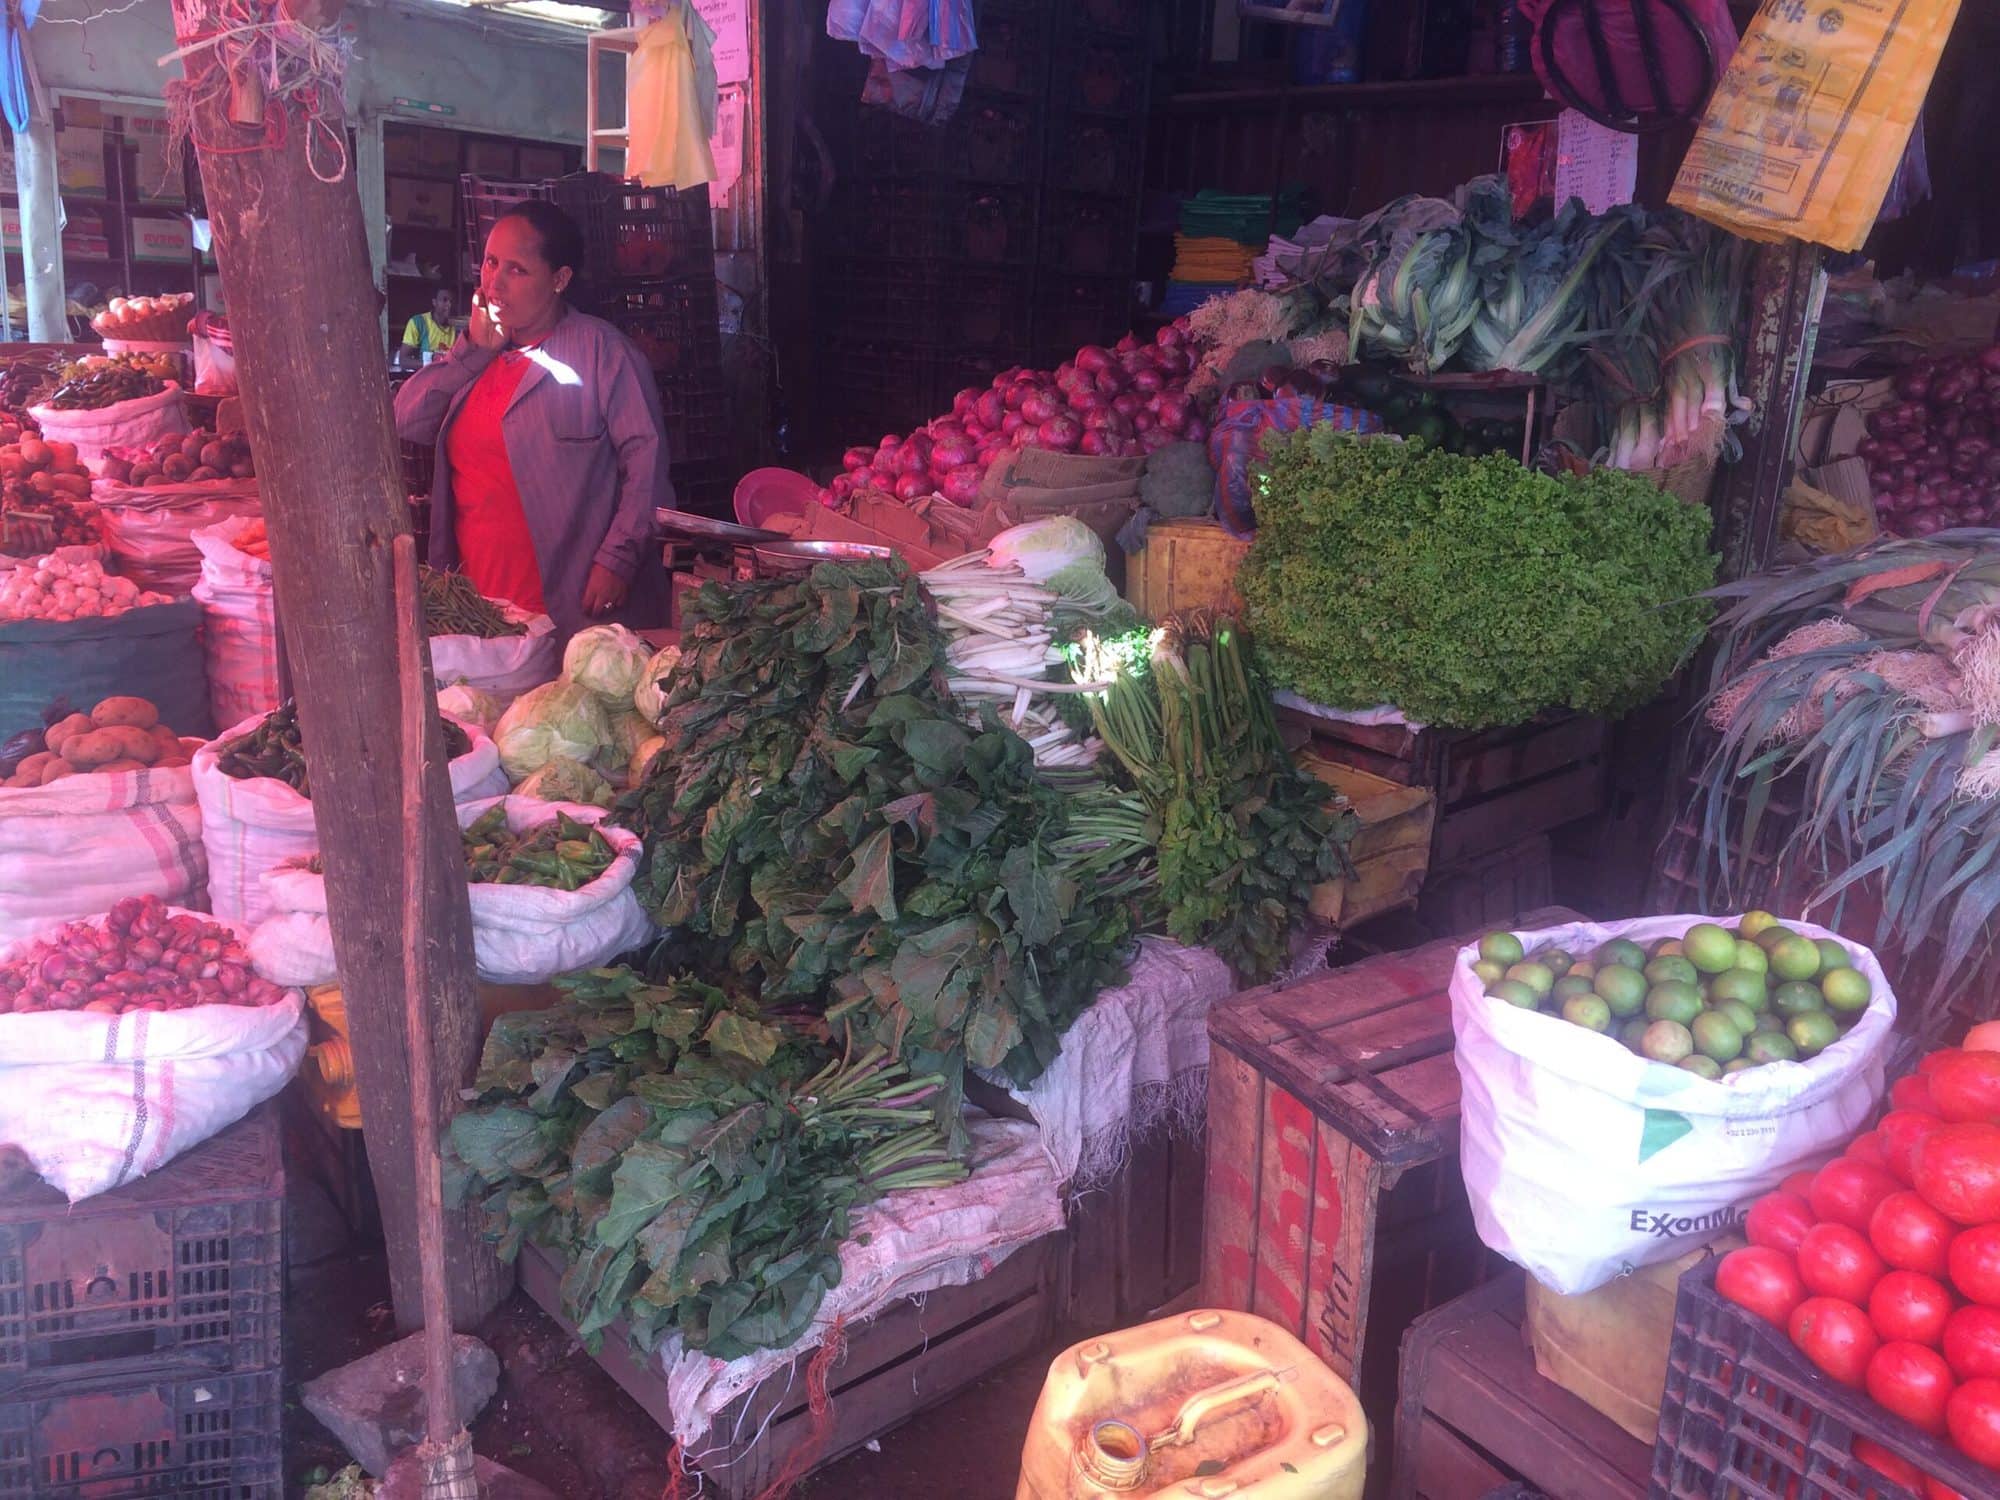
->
<box><xmin>397</xmin><ymin>284</ymin><xmax>458</xmax><ymax>368</ymax></box>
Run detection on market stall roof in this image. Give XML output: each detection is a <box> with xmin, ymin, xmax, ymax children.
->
<box><xmin>416</xmin><ymin>0</ymin><xmax>616</xmax><ymax>31</ymax></box>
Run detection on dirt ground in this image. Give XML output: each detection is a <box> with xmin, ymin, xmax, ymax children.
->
<box><xmin>285</xmin><ymin>1204</ymin><xmax>1054</xmax><ymax>1499</ymax></box>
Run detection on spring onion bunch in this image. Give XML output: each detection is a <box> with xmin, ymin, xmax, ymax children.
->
<box><xmin>1646</xmin><ymin>213</ymin><xmax>1753</xmax><ymax>471</ymax></box>
<box><xmin>1463</xmin><ymin>197</ymin><xmax>1636</xmax><ymax>380</ymax></box>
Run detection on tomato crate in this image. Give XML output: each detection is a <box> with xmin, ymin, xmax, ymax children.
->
<box><xmin>546</xmin><ymin>173</ymin><xmax>713</xmax><ymax>287</ymax></box>
<box><xmin>459</xmin><ymin>173</ymin><xmax>545</xmax><ymax>282</ymax></box>
<box><xmin>599</xmin><ymin>281</ymin><xmax>721</xmax><ymax>383</ymax></box>
<box><xmin>966</xmin><ymin>9</ymin><xmax>1048</xmax><ymax>95</ymax></box>
<box><xmin>1034</xmin><ymin>274</ymin><xmax>1131</xmax><ymax>362</ymax></box>
<box><xmin>0</xmin><ymin>1366</ymin><xmax>282</xmax><ymax>1499</ymax></box>
<box><xmin>934</xmin><ymin>184</ymin><xmax>1037</xmax><ymax>266</ymax></box>
<box><xmin>831</xmin><ymin>180</ymin><xmax>938</xmax><ymax>259</ymax></box>
<box><xmin>1041</xmin><ymin>194</ymin><xmax>1138</xmax><ymax>276</ymax></box>
<box><xmin>0</xmin><ymin>1105</ymin><xmax>281</xmax><ymax>1396</ymax></box>
<box><xmin>1653</xmin><ymin>1256</ymin><xmax>1996</xmax><ymax>1500</ymax></box>
<box><xmin>1202</xmin><ymin>913</ymin><xmax>1580</xmax><ymax>1437</ymax></box>
<box><xmin>940</xmin><ymin>266</ymin><xmax>1033</xmax><ymax>350</ymax></box>
<box><xmin>656</xmin><ymin>377</ymin><xmax>732</xmax><ymax>465</ymax></box>
<box><xmin>821</xmin><ymin>257</ymin><xmax>943</xmax><ymax>343</ymax></box>
<box><xmin>1053</xmin><ymin>39</ymin><xmax>1149</xmax><ymax>116</ymax></box>
<box><xmin>1069</xmin><ymin>0</ymin><xmax>1150</xmax><ymax>38</ymax></box>
<box><xmin>1047</xmin><ymin>118</ymin><xmax>1143</xmax><ymax>198</ymax></box>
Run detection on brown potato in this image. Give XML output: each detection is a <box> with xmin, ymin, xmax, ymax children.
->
<box><xmin>62</xmin><ymin>728</ymin><xmax>127</xmax><ymax>768</ymax></box>
<box><xmin>44</xmin><ymin>712</ymin><xmax>95</xmax><ymax>753</ymax></box>
<box><xmin>37</xmin><ymin>760</ymin><xmax>71</xmax><ymax>785</ymax></box>
<box><xmin>90</xmin><ymin>696</ymin><xmax>159</xmax><ymax>729</ymax></box>
<box><xmin>46</xmin><ymin>440</ymin><xmax>78</xmax><ymax>472</ymax></box>
<box><xmin>228</xmin><ymin>460</ymin><xmax>255</xmax><ymax>479</ymax></box>
<box><xmin>186</xmin><ymin>466</ymin><xmax>221</xmax><ymax>482</ymax></box>
<box><xmin>162</xmin><ymin>455</ymin><xmax>192</xmax><ymax>482</ymax></box>
<box><xmin>147</xmin><ymin>723</ymin><xmax>181</xmax><ymax>753</ymax></box>
<box><xmin>16</xmin><ymin>437</ymin><xmax>50</xmax><ymax>471</ymax></box>
<box><xmin>49</xmin><ymin>473</ymin><xmax>90</xmax><ymax>499</ymax></box>
<box><xmin>13</xmin><ymin>751</ymin><xmax>55</xmax><ymax>780</ymax></box>
<box><xmin>199</xmin><ymin>442</ymin><xmax>227</xmax><ymax>470</ymax></box>
<box><xmin>95</xmin><ymin>758</ymin><xmax>149</xmax><ymax>773</ymax></box>
<box><xmin>180</xmin><ymin>433</ymin><xmax>206</xmax><ymax>465</ymax></box>
<box><xmin>102</xmin><ymin>726</ymin><xmax>158</xmax><ymax>764</ymax></box>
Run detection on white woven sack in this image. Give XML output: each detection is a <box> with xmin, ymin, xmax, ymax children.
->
<box><xmin>428</xmin><ymin>609</ymin><xmax>561</xmax><ymax>705</ymax></box>
<box><xmin>190</xmin><ymin>517</ymin><xmax>279</xmax><ymax>729</ymax></box>
<box><xmin>30</xmin><ymin>384</ymin><xmax>189</xmax><ymax>472</ymax></box>
<box><xmin>0</xmin><ymin>746</ymin><xmax>207</xmax><ymax>944</ymax></box>
<box><xmin>192</xmin><ymin>712</ymin><xmax>507</xmax><ymax>928</ymax></box>
<box><xmin>250</xmin><ymin>794</ymin><xmax>653</xmax><ymax>987</ymax></box>
<box><xmin>93</xmin><ymin>478</ymin><xmax>260</xmax><ymax>595</ymax></box>
<box><xmin>0</xmin><ymin>907</ymin><xmax>305</xmax><ymax>1201</ymax></box>
<box><xmin>1452</xmin><ymin>911</ymin><xmax>1895</xmax><ymax>1295</ymax></box>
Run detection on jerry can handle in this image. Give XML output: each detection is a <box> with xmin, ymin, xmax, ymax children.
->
<box><xmin>1150</xmin><ymin>1367</ymin><xmax>1288</xmax><ymax>1450</ymax></box>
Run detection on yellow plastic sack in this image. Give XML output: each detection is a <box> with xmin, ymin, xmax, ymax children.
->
<box><xmin>626</xmin><ymin>10</ymin><xmax>716</xmax><ymax>191</ymax></box>
<box><xmin>1781</xmin><ymin>477</ymin><xmax>1877</xmax><ymax>553</ymax></box>
<box><xmin>1670</xmin><ymin>0</ymin><xmax>1961</xmax><ymax>250</ymax></box>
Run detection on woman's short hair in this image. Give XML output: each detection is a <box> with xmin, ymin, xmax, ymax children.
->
<box><xmin>496</xmin><ymin>200</ymin><xmax>585</xmax><ymax>282</ymax></box>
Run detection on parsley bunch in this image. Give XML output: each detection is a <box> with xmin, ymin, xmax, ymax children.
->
<box><xmin>1240</xmin><ymin>431</ymin><xmax>1717</xmax><ymax>729</ymax></box>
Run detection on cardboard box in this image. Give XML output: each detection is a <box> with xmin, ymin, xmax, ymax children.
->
<box><xmin>1796</xmin><ymin>375</ymin><xmax>1893</xmax><ymax>468</ymax></box>
<box><xmin>388</xmin><ymin>176</ymin><xmax>455</xmax><ymax>229</ymax></box>
<box><xmin>462</xmin><ymin>136</ymin><xmax>516</xmax><ymax>176</ymax></box>
<box><xmin>124</xmin><ymin>113</ymin><xmax>184</xmax><ymax>203</ymax></box>
<box><xmin>6</xmin><ymin>203</ymin><xmax>111</xmax><ymax>259</ymax></box>
<box><xmin>55</xmin><ymin>123</ymin><xmax>104</xmax><ymax>194</ymax></box>
<box><xmin>383</xmin><ymin>126</ymin><xmax>458</xmax><ymax>176</ymax></box>
<box><xmin>131</xmin><ymin>214</ymin><xmax>194</xmax><ymax>264</ymax></box>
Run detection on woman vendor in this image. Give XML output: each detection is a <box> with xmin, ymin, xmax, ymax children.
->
<box><xmin>395</xmin><ymin>201</ymin><xmax>670</xmax><ymax>637</ymax></box>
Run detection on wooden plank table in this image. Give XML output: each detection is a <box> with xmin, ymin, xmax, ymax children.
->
<box><xmin>1393</xmin><ymin>1271</ymin><xmax>1651</xmax><ymax>1500</ymax></box>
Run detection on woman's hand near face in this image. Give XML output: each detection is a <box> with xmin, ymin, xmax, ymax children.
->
<box><xmin>467</xmin><ymin>294</ymin><xmax>506</xmax><ymax>352</ymax></box>
<box><xmin>581</xmin><ymin>563</ymin><xmax>630</xmax><ymax>618</ymax></box>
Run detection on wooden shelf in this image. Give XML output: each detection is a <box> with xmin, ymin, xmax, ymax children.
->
<box><xmin>1164</xmin><ymin>73</ymin><xmax>1548</xmax><ymax>113</ymax></box>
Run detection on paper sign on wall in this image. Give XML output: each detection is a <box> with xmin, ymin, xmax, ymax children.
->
<box><xmin>693</xmin><ymin>0</ymin><xmax>749</xmax><ymax>86</ymax></box>
<box><xmin>710</xmin><ymin>86</ymin><xmax>745</xmax><ymax>203</ymax></box>
<box><xmin>1554</xmin><ymin>109</ymin><xmax>1637</xmax><ymax>216</ymax></box>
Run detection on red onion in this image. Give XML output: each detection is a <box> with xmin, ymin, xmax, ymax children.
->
<box><xmin>928</xmin><ymin>419</ymin><xmax>967</xmax><ymax>442</ymax></box>
<box><xmin>1116</xmin><ymin>334</ymin><xmax>1142</xmax><ymax>354</ymax></box>
<box><xmin>1154</xmin><ymin>394</ymin><xmax>1191</xmax><ymax>432</ymax></box>
<box><xmin>1001</xmin><ymin>410</ymin><xmax>1026</xmax><ymax>434</ymax></box>
<box><xmin>1094</xmin><ymin>366</ymin><xmax>1129</xmax><ymax>397</ymax></box>
<box><xmin>1078</xmin><ymin>429</ymin><xmax>1113</xmax><ymax>456</ymax></box>
<box><xmin>1132</xmin><ymin>410</ymin><xmax>1156</xmax><ymax>432</ymax></box>
<box><xmin>1069</xmin><ymin>388</ymin><xmax>1109</xmax><ymax>414</ymax></box>
<box><xmin>1084</xmin><ymin>407</ymin><xmax>1133</xmax><ymax>437</ymax></box>
<box><xmin>879</xmin><ymin>433</ymin><xmax>902</xmax><ymax>453</ymax></box>
<box><xmin>953</xmin><ymin>388</ymin><xmax>980</xmax><ymax>417</ymax></box>
<box><xmin>1036</xmin><ymin>415</ymin><xmax>1083</xmax><ymax>452</ymax></box>
<box><xmin>831</xmin><ymin>473</ymin><xmax>856</xmax><ymax>500</ymax></box>
<box><xmin>1182</xmin><ymin>416</ymin><xmax>1209</xmax><ymax>443</ymax></box>
<box><xmin>976</xmin><ymin>391</ymin><xmax>1006</xmax><ymax>430</ymax></box>
<box><xmin>894</xmin><ymin>472</ymin><xmax>931</xmax><ymax>501</ymax></box>
<box><xmin>1112</xmin><ymin>392</ymin><xmax>1145</xmax><ymax>418</ymax></box>
<box><xmin>815</xmin><ymin>486</ymin><xmax>837</xmax><ymax>509</ymax></box>
<box><xmin>939</xmin><ymin>466</ymin><xmax>982</xmax><ymax>505</ymax></box>
<box><xmin>1909</xmin><ymin>506</ymin><xmax>1947</xmax><ymax>535</ymax></box>
<box><xmin>931</xmin><ymin>438</ymin><xmax>974</xmax><ymax>472</ymax></box>
<box><xmin>843</xmin><ymin>446</ymin><xmax>876</xmax><ymax>471</ymax></box>
<box><xmin>1075</xmin><ymin>345</ymin><xmax>1114</xmax><ymax>375</ymax></box>
<box><xmin>1896</xmin><ymin>364</ymin><xmax>1935</xmax><ymax>401</ymax></box>
<box><xmin>1130</xmin><ymin>368</ymin><xmax>1163</xmax><ymax>395</ymax></box>
<box><xmin>899</xmin><ymin>437</ymin><xmax>932</xmax><ymax>474</ymax></box>
<box><xmin>1021</xmin><ymin>392</ymin><xmax>1059</xmax><ymax>425</ymax></box>
<box><xmin>1140</xmin><ymin>425</ymin><xmax>1177</xmax><ymax>453</ymax></box>
<box><xmin>1010</xmin><ymin>424</ymin><xmax>1036</xmax><ymax>448</ymax></box>
<box><xmin>1981</xmin><ymin>346</ymin><xmax>2000</xmax><ymax>376</ymax></box>
<box><xmin>1155</xmin><ymin>323</ymin><xmax>1188</xmax><ymax>349</ymax></box>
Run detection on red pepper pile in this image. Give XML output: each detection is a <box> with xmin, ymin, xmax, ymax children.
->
<box><xmin>1719</xmin><ymin>1032</ymin><xmax>2000</xmax><ymax>1494</ymax></box>
<box><xmin>0</xmin><ymin>896</ymin><xmax>288</xmax><ymax>1015</ymax></box>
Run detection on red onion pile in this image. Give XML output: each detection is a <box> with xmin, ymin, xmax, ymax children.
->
<box><xmin>1864</xmin><ymin>347</ymin><xmax>2000</xmax><ymax>537</ymax></box>
<box><xmin>0</xmin><ymin>896</ymin><xmax>288</xmax><ymax>1015</ymax></box>
<box><xmin>821</xmin><ymin>320</ymin><xmax>1208</xmax><ymax>510</ymax></box>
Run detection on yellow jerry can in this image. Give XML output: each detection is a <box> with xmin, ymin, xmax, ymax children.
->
<box><xmin>1017</xmin><ymin>1308</ymin><xmax>1367</xmax><ymax>1499</ymax></box>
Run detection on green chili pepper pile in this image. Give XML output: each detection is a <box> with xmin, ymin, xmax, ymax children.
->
<box><xmin>421</xmin><ymin>567</ymin><xmax>526</xmax><ymax>638</ymax></box>
<box><xmin>43</xmin><ymin>363</ymin><xmax>164</xmax><ymax>411</ymax></box>
<box><xmin>219</xmin><ymin>701</ymin><xmax>471</xmax><ymax>797</ymax></box>
<box><xmin>462</xmin><ymin>806</ymin><xmax>617</xmax><ymax>889</ymax></box>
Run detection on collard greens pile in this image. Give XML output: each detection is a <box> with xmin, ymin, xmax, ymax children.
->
<box><xmin>621</xmin><ymin>562</ymin><xmax>1136</xmax><ymax>1091</ymax></box>
<box><xmin>1241</xmin><ymin>431</ymin><xmax>1717</xmax><ymax>729</ymax></box>
<box><xmin>445</xmin><ymin>968</ymin><xmax>963</xmax><ymax>1360</ymax></box>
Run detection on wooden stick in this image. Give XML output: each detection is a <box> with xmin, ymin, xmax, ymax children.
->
<box><xmin>393</xmin><ymin>535</ymin><xmax>477</xmax><ymax>1496</ymax></box>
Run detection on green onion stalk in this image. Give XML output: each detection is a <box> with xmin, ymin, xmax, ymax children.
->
<box><xmin>1644</xmin><ymin>214</ymin><xmax>1752</xmax><ymax>471</ymax></box>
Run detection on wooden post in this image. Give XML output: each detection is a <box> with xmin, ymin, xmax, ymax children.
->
<box><xmin>166</xmin><ymin>0</ymin><xmax>508</xmax><ymax>1330</ymax></box>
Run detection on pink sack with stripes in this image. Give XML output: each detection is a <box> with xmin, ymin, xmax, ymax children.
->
<box><xmin>0</xmin><ymin>749</ymin><xmax>208</xmax><ymax>945</ymax></box>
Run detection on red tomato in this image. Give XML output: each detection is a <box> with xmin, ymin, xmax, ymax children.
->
<box><xmin>1791</xmin><ymin>1297</ymin><xmax>1880</xmax><ymax>1387</ymax></box>
<box><xmin>1946</xmin><ymin>1378</ymin><xmax>2000</xmax><ymax>1467</ymax></box>
<box><xmin>1812</xmin><ymin>1159</ymin><xmax>1903</xmax><ymax>1232</ymax></box>
<box><xmin>1926</xmin><ymin>1479</ymin><xmax>1970</xmax><ymax>1500</ymax></box>
<box><xmin>1748</xmin><ymin>1190</ymin><xmax>1817</xmax><ymax>1255</ymax></box>
<box><xmin>1848</xmin><ymin>1132</ymin><xmax>1890</xmax><ymax>1169</ymax></box>
<box><xmin>1799</xmin><ymin>1222</ymin><xmax>1888</xmax><ymax>1303</ymax></box>
<box><xmin>1784</xmin><ymin>1168</ymin><xmax>1822</xmax><ymax>1200</ymax></box>
<box><xmin>1931</xmin><ymin>1053</ymin><xmax>2000</xmax><ymax>1126</ymax></box>
<box><xmin>1951</xmin><ymin>1224</ymin><xmax>2000</xmax><ymax>1308</ymax></box>
<box><xmin>1871</xmin><ymin>1270</ymin><xmax>1956</xmax><ymax>1346</ymax></box>
<box><xmin>1921</xmin><ymin>1048</ymin><xmax>1963</xmax><ymax>1077</ymax></box>
<box><xmin>1717</xmin><ymin>1246</ymin><xmax>1807</xmax><ymax>1327</ymax></box>
<box><xmin>1852</xmin><ymin>1437</ymin><xmax>1924</xmax><ymax>1489</ymax></box>
<box><xmin>1867</xmin><ymin>1341</ymin><xmax>1957</xmax><ymax>1434</ymax></box>
<box><xmin>1915</xmin><ymin>1124</ymin><xmax>2000</xmax><ymax>1225</ymax></box>
<box><xmin>1881</xmin><ymin>1111</ymin><xmax>1948</xmax><ymax>1186</ymax></box>
<box><xmin>1897</xmin><ymin>1074</ymin><xmax>1945</xmax><ymax>1115</ymax></box>
<box><xmin>1872</xmin><ymin>1191</ymin><xmax>1957</xmax><ymax>1279</ymax></box>
<box><xmin>1942</xmin><ymin>1305</ymin><xmax>2000</xmax><ymax>1381</ymax></box>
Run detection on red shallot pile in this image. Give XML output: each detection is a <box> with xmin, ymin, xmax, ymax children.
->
<box><xmin>0</xmin><ymin>897</ymin><xmax>287</xmax><ymax>1015</ymax></box>
<box><xmin>823</xmin><ymin>321</ymin><xmax>1208</xmax><ymax>509</ymax></box>
<box><xmin>1864</xmin><ymin>348</ymin><xmax>2000</xmax><ymax>537</ymax></box>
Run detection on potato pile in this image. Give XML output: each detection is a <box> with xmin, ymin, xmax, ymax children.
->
<box><xmin>1</xmin><ymin>697</ymin><xmax>188</xmax><ymax>787</ymax></box>
<box><xmin>102</xmin><ymin>428</ymin><xmax>255</xmax><ymax>487</ymax></box>
<box><xmin>0</xmin><ymin>436</ymin><xmax>96</xmax><ymax>558</ymax></box>
<box><xmin>0</xmin><ymin>555</ymin><xmax>170</xmax><ymax>622</ymax></box>
<box><xmin>1</xmin><ymin>436</ymin><xmax>88</xmax><ymax>499</ymax></box>
<box><xmin>90</xmin><ymin>294</ymin><xmax>194</xmax><ymax>343</ymax></box>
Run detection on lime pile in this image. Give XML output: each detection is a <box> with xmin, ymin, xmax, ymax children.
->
<box><xmin>1472</xmin><ymin>912</ymin><xmax>1873</xmax><ymax>1079</ymax></box>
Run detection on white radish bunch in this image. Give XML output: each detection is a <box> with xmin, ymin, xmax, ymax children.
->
<box><xmin>0</xmin><ymin>554</ymin><xmax>168</xmax><ymax>623</ymax></box>
<box><xmin>921</xmin><ymin>554</ymin><xmax>1102</xmax><ymax>770</ymax></box>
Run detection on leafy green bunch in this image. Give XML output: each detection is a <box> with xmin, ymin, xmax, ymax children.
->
<box><xmin>621</xmin><ymin>561</ymin><xmax>1135</xmax><ymax>1092</ymax></box>
<box><xmin>1240</xmin><ymin>432</ymin><xmax>1717</xmax><ymax>729</ymax></box>
<box><xmin>445</xmin><ymin>968</ymin><xmax>963</xmax><ymax>1360</ymax></box>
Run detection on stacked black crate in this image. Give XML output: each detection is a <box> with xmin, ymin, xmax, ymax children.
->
<box><xmin>1034</xmin><ymin>0</ymin><xmax>1150</xmax><ymax>369</ymax></box>
<box><xmin>460</xmin><ymin>173</ymin><xmax>728</xmax><ymax>515</ymax></box>
<box><xmin>0</xmin><ymin>1106</ymin><xmax>285</xmax><ymax>1499</ymax></box>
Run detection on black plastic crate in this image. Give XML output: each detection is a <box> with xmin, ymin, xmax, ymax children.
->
<box><xmin>820</xmin><ymin>257</ymin><xmax>942</xmax><ymax>341</ymax></box>
<box><xmin>657</xmin><ymin>377</ymin><xmax>732</xmax><ymax>464</ymax></box>
<box><xmin>0</xmin><ymin>1366</ymin><xmax>282</xmax><ymax>1498</ymax></box>
<box><xmin>460</xmin><ymin>173</ymin><xmax>544</xmax><ymax>281</ymax></box>
<box><xmin>1068</xmin><ymin>0</ymin><xmax>1149</xmax><ymax>38</ymax></box>
<box><xmin>1041</xmin><ymin>194</ymin><xmax>1138</xmax><ymax>275</ymax></box>
<box><xmin>1047</xmin><ymin>118</ymin><xmax>1142</xmax><ymax>198</ymax></box>
<box><xmin>1653</xmin><ymin>1257</ymin><xmax>1995</xmax><ymax>1499</ymax></box>
<box><xmin>547</xmin><ymin>172</ymin><xmax>713</xmax><ymax>286</ymax></box>
<box><xmin>1035</xmin><ymin>274</ymin><xmax>1132</xmax><ymax>360</ymax></box>
<box><xmin>0</xmin><ymin>1106</ymin><xmax>281</xmax><ymax>1396</ymax></box>
<box><xmin>935</xmin><ymin>184</ymin><xmax>1036</xmax><ymax>265</ymax></box>
<box><xmin>939</xmin><ymin>266</ymin><xmax>1033</xmax><ymax>349</ymax></box>
<box><xmin>1054</xmin><ymin>40</ymin><xmax>1148</xmax><ymax>116</ymax></box>
<box><xmin>821</xmin><ymin>339</ymin><xmax>934</xmax><ymax>440</ymax></box>
<box><xmin>944</xmin><ymin>100</ymin><xmax>1041</xmax><ymax>184</ymax></box>
<box><xmin>966</xmin><ymin>10</ymin><xmax>1047</xmax><ymax>95</ymax></box>
<box><xmin>599</xmin><ymin>281</ymin><xmax>722</xmax><ymax>381</ymax></box>
<box><xmin>832</xmin><ymin>181</ymin><xmax>939</xmax><ymax>259</ymax></box>
<box><xmin>927</xmin><ymin>346</ymin><xmax>1031</xmax><ymax>413</ymax></box>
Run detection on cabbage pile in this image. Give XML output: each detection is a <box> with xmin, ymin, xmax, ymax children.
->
<box><xmin>493</xmin><ymin>624</ymin><xmax>679</xmax><ymax>803</ymax></box>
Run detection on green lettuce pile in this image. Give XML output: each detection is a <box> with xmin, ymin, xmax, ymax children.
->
<box><xmin>445</xmin><ymin>968</ymin><xmax>964</xmax><ymax>1360</ymax></box>
<box><xmin>620</xmin><ymin>561</ymin><xmax>1136</xmax><ymax>1096</ymax></box>
<box><xmin>1241</xmin><ymin>431</ymin><xmax>1716</xmax><ymax>729</ymax></box>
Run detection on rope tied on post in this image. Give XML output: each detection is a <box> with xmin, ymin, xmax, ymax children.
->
<box><xmin>160</xmin><ymin>0</ymin><xmax>353</xmax><ymax>184</ymax></box>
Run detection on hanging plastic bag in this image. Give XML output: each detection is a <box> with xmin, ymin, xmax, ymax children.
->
<box><xmin>1669</xmin><ymin>0</ymin><xmax>1960</xmax><ymax>250</ymax></box>
<box><xmin>191</xmin><ymin>312</ymin><xmax>238</xmax><ymax>396</ymax></box>
<box><xmin>626</xmin><ymin>9</ymin><xmax>717</xmax><ymax>190</ymax></box>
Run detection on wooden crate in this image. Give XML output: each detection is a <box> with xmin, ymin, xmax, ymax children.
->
<box><xmin>1125</xmin><ymin>517</ymin><xmax>1249</xmax><ymax>619</ymax></box>
<box><xmin>1415</xmin><ymin>835</ymin><xmax>1553</xmax><ymax>937</ymax></box>
<box><xmin>1277</xmin><ymin>704</ymin><xmax>1610</xmax><ymax>869</ymax></box>
<box><xmin>1201</xmin><ymin>908</ymin><xmax>1580</xmax><ymax>1435</ymax></box>
<box><xmin>1060</xmin><ymin>1125</ymin><xmax>1206</xmax><ymax>1332</ymax></box>
<box><xmin>1392</xmin><ymin>1272</ymin><xmax>1650</xmax><ymax>1500</ymax></box>
<box><xmin>1301</xmin><ymin>754</ymin><xmax>1437</xmax><ymax>928</ymax></box>
<box><xmin>517</xmin><ymin>1233</ymin><xmax>1063</xmax><ymax>1500</ymax></box>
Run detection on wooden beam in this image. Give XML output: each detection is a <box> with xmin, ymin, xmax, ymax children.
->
<box><xmin>166</xmin><ymin>0</ymin><xmax>507</xmax><ymax>1330</ymax></box>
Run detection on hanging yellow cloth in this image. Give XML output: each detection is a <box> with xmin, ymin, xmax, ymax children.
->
<box><xmin>627</xmin><ymin>6</ymin><xmax>716</xmax><ymax>191</ymax></box>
